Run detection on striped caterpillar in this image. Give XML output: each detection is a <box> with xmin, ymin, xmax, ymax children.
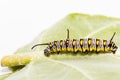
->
<box><xmin>31</xmin><ymin>29</ymin><xmax>118</xmax><ymax>57</ymax></box>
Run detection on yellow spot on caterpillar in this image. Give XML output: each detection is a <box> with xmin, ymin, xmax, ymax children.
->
<box><xmin>53</xmin><ymin>49</ymin><xmax>57</xmax><ymax>52</ymax></box>
<box><xmin>97</xmin><ymin>47</ymin><xmax>100</xmax><ymax>52</ymax></box>
<box><xmin>72</xmin><ymin>41</ymin><xmax>76</xmax><ymax>46</ymax></box>
<box><xmin>60</xmin><ymin>42</ymin><xmax>63</xmax><ymax>46</ymax></box>
<box><xmin>88</xmin><ymin>40</ymin><xmax>91</xmax><ymax>45</ymax></box>
<box><xmin>66</xmin><ymin>40</ymin><xmax>69</xmax><ymax>44</ymax></box>
<box><xmin>49</xmin><ymin>44</ymin><xmax>52</xmax><ymax>47</ymax></box>
<box><xmin>83</xmin><ymin>48</ymin><xmax>89</xmax><ymax>52</ymax></box>
<box><xmin>80</xmin><ymin>40</ymin><xmax>83</xmax><ymax>45</ymax></box>
<box><xmin>62</xmin><ymin>48</ymin><xmax>66</xmax><ymax>51</ymax></box>
<box><xmin>104</xmin><ymin>42</ymin><xmax>106</xmax><ymax>45</ymax></box>
<box><xmin>100</xmin><ymin>47</ymin><xmax>104</xmax><ymax>51</ymax></box>
<box><xmin>103</xmin><ymin>40</ymin><xmax>106</xmax><ymax>46</ymax></box>
<box><xmin>67</xmin><ymin>48</ymin><xmax>70</xmax><ymax>51</ymax></box>
<box><xmin>90</xmin><ymin>47</ymin><xmax>96</xmax><ymax>51</ymax></box>
<box><xmin>68</xmin><ymin>48</ymin><xmax>73</xmax><ymax>52</ymax></box>
<box><xmin>57</xmin><ymin>48</ymin><xmax>60</xmax><ymax>51</ymax></box>
<box><xmin>75</xmin><ymin>48</ymin><xmax>82</xmax><ymax>51</ymax></box>
<box><xmin>106</xmin><ymin>47</ymin><xmax>111</xmax><ymax>51</ymax></box>
<box><xmin>54</xmin><ymin>41</ymin><xmax>57</xmax><ymax>45</ymax></box>
<box><xmin>78</xmin><ymin>48</ymin><xmax>82</xmax><ymax>51</ymax></box>
<box><xmin>74</xmin><ymin>48</ymin><xmax>78</xmax><ymax>52</ymax></box>
<box><xmin>96</xmin><ymin>41</ymin><xmax>99</xmax><ymax>45</ymax></box>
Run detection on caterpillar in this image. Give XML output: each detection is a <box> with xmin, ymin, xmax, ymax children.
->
<box><xmin>31</xmin><ymin>29</ymin><xmax>118</xmax><ymax>57</ymax></box>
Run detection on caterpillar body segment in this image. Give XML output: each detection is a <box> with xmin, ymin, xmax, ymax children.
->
<box><xmin>31</xmin><ymin>29</ymin><xmax>118</xmax><ymax>57</ymax></box>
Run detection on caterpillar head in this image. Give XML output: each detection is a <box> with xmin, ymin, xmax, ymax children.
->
<box><xmin>44</xmin><ymin>48</ymin><xmax>50</xmax><ymax>57</ymax></box>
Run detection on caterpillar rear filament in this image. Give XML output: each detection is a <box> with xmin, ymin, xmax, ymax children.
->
<box><xmin>31</xmin><ymin>29</ymin><xmax>118</xmax><ymax>57</ymax></box>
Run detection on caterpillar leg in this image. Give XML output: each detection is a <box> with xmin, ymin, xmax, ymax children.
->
<box><xmin>85</xmin><ymin>50</ymin><xmax>89</xmax><ymax>54</ymax></box>
<box><xmin>112</xmin><ymin>51</ymin><xmax>116</xmax><ymax>54</ymax></box>
<box><xmin>72</xmin><ymin>51</ymin><xmax>78</xmax><ymax>55</ymax></box>
<box><xmin>96</xmin><ymin>51</ymin><xmax>99</xmax><ymax>54</ymax></box>
<box><xmin>57</xmin><ymin>51</ymin><xmax>60</xmax><ymax>54</ymax></box>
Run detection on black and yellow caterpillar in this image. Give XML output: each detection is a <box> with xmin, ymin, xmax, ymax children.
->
<box><xmin>31</xmin><ymin>29</ymin><xmax>118</xmax><ymax>57</ymax></box>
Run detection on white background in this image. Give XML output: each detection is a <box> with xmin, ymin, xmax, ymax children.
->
<box><xmin>0</xmin><ymin>0</ymin><xmax>120</xmax><ymax>61</ymax></box>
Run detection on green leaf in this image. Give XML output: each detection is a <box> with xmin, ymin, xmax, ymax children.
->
<box><xmin>0</xmin><ymin>74</ymin><xmax>11</xmax><ymax>80</ymax></box>
<box><xmin>3</xmin><ymin>13</ymin><xmax>120</xmax><ymax>80</ymax></box>
<box><xmin>5</xmin><ymin>57</ymin><xmax>91</xmax><ymax>80</ymax></box>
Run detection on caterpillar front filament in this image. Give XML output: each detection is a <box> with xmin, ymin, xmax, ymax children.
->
<box><xmin>31</xmin><ymin>29</ymin><xmax>118</xmax><ymax>57</ymax></box>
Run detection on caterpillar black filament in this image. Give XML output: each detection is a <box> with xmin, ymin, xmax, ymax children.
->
<box><xmin>31</xmin><ymin>29</ymin><xmax>118</xmax><ymax>57</ymax></box>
